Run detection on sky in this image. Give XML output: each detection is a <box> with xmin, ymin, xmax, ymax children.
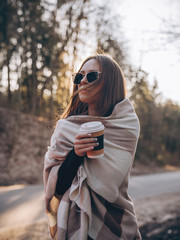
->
<box><xmin>113</xmin><ymin>0</ymin><xmax>180</xmax><ymax>104</ymax></box>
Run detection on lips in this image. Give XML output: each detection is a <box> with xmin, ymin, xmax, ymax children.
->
<box><xmin>79</xmin><ymin>87</ymin><xmax>89</xmax><ymax>92</ymax></box>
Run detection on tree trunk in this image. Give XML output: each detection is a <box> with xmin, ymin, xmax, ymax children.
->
<box><xmin>7</xmin><ymin>54</ymin><xmax>11</xmax><ymax>108</ymax></box>
<box><xmin>31</xmin><ymin>3</ymin><xmax>37</xmax><ymax>115</ymax></box>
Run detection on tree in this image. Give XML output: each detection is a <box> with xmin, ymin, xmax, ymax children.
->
<box><xmin>130</xmin><ymin>68</ymin><xmax>163</xmax><ymax>164</ymax></box>
<box><xmin>91</xmin><ymin>1</ymin><xmax>126</xmax><ymax>67</ymax></box>
<box><xmin>0</xmin><ymin>0</ymin><xmax>17</xmax><ymax>108</ymax></box>
<box><xmin>161</xmin><ymin>100</ymin><xmax>180</xmax><ymax>164</ymax></box>
<box><xmin>159</xmin><ymin>0</ymin><xmax>180</xmax><ymax>51</ymax></box>
<box><xmin>0</xmin><ymin>0</ymin><xmax>93</xmax><ymax>119</ymax></box>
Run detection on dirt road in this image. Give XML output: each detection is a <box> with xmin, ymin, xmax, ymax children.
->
<box><xmin>129</xmin><ymin>170</ymin><xmax>180</xmax><ymax>199</ymax></box>
<box><xmin>0</xmin><ymin>171</ymin><xmax>180</xmax><ymax>239</ymax></box>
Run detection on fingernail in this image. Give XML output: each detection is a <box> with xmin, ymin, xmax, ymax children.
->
<box><xmin>95</xmin><ymin>142</ymin><xmax>99</xmax><ymax>146</ymax></box>
<box><xmin>88</xmin><ymin>133</ymin><xmax>91</xmax><ymax>136</ymax></box>
<box><xmin>94</xmin><ymin>138</ymin><xmax>97</xmax><ymax>141</ymax></box>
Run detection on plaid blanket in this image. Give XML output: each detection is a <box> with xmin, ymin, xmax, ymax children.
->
<box><xmin>43</xmin><ymin>98</ymin><xmax>142</xmax><ymax>240</ymax></box>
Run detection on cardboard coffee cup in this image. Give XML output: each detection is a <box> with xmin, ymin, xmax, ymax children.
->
<box><xmin>80</xmin><ymin>121</ymin><xmax>105</xmax><ymax>158</ymax></box>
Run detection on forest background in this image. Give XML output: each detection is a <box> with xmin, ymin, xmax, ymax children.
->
<box><xmin>0</xmin><ymin>0</ymin><xmax>180</xmax><ymax>185</ymax></box>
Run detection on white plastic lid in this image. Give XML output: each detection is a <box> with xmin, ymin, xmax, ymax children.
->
<box><xmin>80</xmin><ymin>121</ymin><xmax>104</xmax><ymax>133</ymax></box>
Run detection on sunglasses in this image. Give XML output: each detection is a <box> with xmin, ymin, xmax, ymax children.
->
<box><xmin>72</xmin><ymin>71</ymin><xmax>101</xmax><ymax>84</ymax></box>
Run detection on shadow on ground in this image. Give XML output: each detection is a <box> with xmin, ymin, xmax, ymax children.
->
<box><xmin>140</xmin><ymin>217</ymin><xmax>180</xmax><ymax>240</ymax></box>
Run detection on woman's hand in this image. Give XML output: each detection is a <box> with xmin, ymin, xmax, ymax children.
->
<box><xmin>74</xmin><ymin>133</ymin><xmax>99</xmax><ymax>157</ymax></box>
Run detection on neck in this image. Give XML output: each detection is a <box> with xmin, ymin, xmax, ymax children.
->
<box><xmin>88</xmin><ymin>105</ymin><xmax>100</xmax><ymax>116</ymax></box>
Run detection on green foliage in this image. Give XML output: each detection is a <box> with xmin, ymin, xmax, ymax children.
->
<box><xmin>130</xmin><ymin>68</ymin><xmax>180</xmax><ymax>166</ymax></box>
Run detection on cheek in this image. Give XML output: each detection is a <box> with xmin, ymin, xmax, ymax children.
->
<box><xmin>93</xmin><ymin>86</ymin><xmax>103</xmax><ymax>98</ymax></box>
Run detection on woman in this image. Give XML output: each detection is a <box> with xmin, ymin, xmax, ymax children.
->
<box><xmin>44</xmin><ymin>54</ymin><xmax>142</xmax><ymax>240</ymax></box>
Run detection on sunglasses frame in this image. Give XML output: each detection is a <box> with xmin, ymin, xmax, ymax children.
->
<box><xmin>72</xmin><ymin>71</ymin><xmax>101</xmax><ymax>84</ymax></box>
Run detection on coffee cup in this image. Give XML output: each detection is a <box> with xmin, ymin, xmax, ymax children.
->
<box><xmin>79</xmin><ymin>121</ymin><xmax>105</xmax><ymax>158</ymax></box>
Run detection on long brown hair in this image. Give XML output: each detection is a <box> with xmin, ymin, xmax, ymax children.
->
<box><xmin>61</xmin><ymin>54</ymin><xmax>126</xmax><ymax>118</ymax></box>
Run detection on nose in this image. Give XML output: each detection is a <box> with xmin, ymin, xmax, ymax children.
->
<box><xmin>80</xmin><ymin>75</ymin><xmax>88</xmax><ymax>84</ymax></box>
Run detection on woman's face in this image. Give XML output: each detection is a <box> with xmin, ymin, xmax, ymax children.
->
<box><xmin>78</xmin><ymin>59</ymin><xmax>102</xmax><ymax>107</ymax></box>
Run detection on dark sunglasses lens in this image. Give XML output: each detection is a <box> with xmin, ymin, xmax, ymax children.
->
<box><xmin>87</xmin><ymin>72</ymin><xmax>99</xmax><ymax>83</ymax></box>
<box><xmin>74</xmin><ymin>73</ymin><xmax>83</xmax><ymax>84</ymax></box>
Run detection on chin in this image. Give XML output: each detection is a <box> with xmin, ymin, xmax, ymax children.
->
<box><xmin>79</xmin><ymin>97</ymin><xmax>89</xmax><ymax>103</ymax></box>
<box><xmin>79</xmin><ymin>94</ymin><xmax>89</xmax><ymax>103</ymax></box>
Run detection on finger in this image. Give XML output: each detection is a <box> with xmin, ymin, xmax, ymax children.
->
<box><xmin>75</xmin><ymin>133</ymin><xmax>92</xmax><ymax>139</ymax></box>
<box><xmin>75</xmin><ymin>146</ymin><xmax>94</xmax><ymax>156</ymax></box>
<box><xmin>75</xmin><ymin>142</ymin><xmax>99</xmax><ymax>149</ymax></box>
<box><xmin>74</xmin><ymin>137</ymin><xmax>97</xmax><ymax>145</ymax></box>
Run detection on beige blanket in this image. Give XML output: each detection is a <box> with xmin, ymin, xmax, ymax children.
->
<box><xmin>43</xmin><ymin>98</ymin><xmax>142</xmax><ymax>240</ymax></box>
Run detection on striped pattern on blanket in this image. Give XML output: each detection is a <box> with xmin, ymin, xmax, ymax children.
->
<box><xmin>43</xmin><ymin>98</ymin><xmax>142</xmax><ymax>240</ymax></box>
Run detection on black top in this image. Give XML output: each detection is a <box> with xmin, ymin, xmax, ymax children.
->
<box><xmin>55</xmin><ymin>148</ymin><xmax>84</xmax><ymax>195</ymax></box>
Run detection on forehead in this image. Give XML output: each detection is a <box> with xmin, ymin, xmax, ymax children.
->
<box><xmin>80</xmin><ymin>59</ymin><xmax>101</xmax><ymax>72</ymax></box>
